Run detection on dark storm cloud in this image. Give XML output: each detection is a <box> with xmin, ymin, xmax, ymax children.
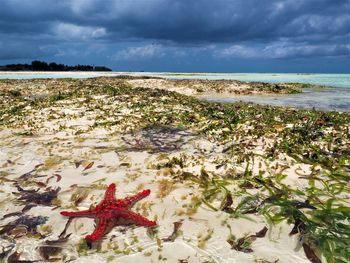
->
<box><xmin>104</xmin><ymin>0</ymin><xmax>350</xmax><ymax>44</ymax></box>
<box><xmin>0</xmin><ymin>44</ymin><xmax>46</xmax><ymax>60</ymax></box>
<box><xmin>0</xmin><ymin>0</ymin><xmax>349</xmax><ymax>67</ymax></box>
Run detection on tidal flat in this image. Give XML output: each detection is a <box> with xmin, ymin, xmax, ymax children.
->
<box><xmin>0</xmin><ymin>77</ymin><xmax>349</xmax><ymax>263</ymax></box>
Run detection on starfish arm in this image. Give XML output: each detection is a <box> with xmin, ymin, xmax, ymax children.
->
<box><xmin>104</xmin><ymin>183</ymin><xmax>117</xmax><ymax>203</ymax></box>
<box><xmin>114</xmin><ymin>208</ymin><xmax>156</xmax><ymax>227</ymax></box>
<box><xmin>60</xmin><ymin>209</ymin><xmax>96</xmax><ymax>217</ymax></box>
<box><xmin>118</xmin><ymin>189</ymin><xmax>151</xmax><ymax>207</ymax></box>
<box><xmin>85</xmin><ymin>215</ymin><xmax>108</xmax><ymax>243</ymax></box>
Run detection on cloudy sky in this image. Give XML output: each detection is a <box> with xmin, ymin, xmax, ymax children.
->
<box><xmin>1</xmin><ymin>0</ymin><xmax>349</xmax><ymax>72</ymax></box>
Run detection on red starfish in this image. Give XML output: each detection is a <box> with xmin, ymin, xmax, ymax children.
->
<box><xmin>60</xmin><ymin>183</ymin><xmax>156</xmax><ymax>245</ymax></box>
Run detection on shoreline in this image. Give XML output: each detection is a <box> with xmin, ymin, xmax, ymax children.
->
<box><xmin>0</xmin><ymin>75</ymin><xmax>331</xmax><ymax>97</ymax></box>
<box><xmin>1</xmin><ymin>71</ymin><xmax>348</xmax><ymax>89</ymax></box>
<box><xmin>0</xmin><ymin>77</ymin><xmax>349</xmax><ymax>262</ymax></box>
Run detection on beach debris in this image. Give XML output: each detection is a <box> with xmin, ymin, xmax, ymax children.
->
<box><xmin>7</xmin><ymin>251</ymin><xmax>39</xmax><ymax>263</ymax></box>
<box><xmin>289</xmin><ymin>217</ymin><xmax>307</xmax><ymax>236</ymax></box>
<box><xmin>22</xmin><ymin>204</ymin><xmax>37</xmax><ymax>213</ymax></box>
<box><xmin>16</xmin><ymin>187</ymin><xmax>61</xmax><ymax>211</ymax></box>
<box><xmin>8</xmin><ymin>225</ymin><xmax>29</xmax><ymax>238</ymax></box>
<box><xmin>60</xmin><ymin>183</ymin><xmax>156</xmax><ymax>246</ymax></box>
<box><xmin>197</xmin><ymin>228</ymin><xmax>214</xmax><ymax>249</ymax></box>
<box><xmin>227</xmin><ymin>226</ymin><xmax>268</xmax><ymax>253</ymax></box>
<box><xmin>33</xmin><ymin>181</ymin><xmax>47</xmax><ymax>188</ymax></box>
<box><xmin>221</xmin><ymin>193</ymin><xmax>234</xmax><ymax>213</ymax></box>
<box><xmin>58</xmin><ymin>218</ymin><xmax>73</xmax><ymax>239</ymax></box>
<box><xmin>227</xmin><ymin>236</ymin><xmax>253</xmax><ymax>253</ymax></box>
<box><xmin>2</xmin><ymin>212</ymin><xmax>23</xmax><ymax>219</ymax></box>
<box><xmin>254</xmin><ymin>227</ymin><xmax>268</xmax><ymax>238</ymax></box>
<box><xmin>302</xmin><ymin>243</ymin><xmax>321</xmax><ymax>263</ymax></box>
<box><xmin>0</xmin><ymin>215</ymin><xmax>48</xmax><ymax>236</ymax></box>
<box><xmin>17</xmin><ymin>169</ymin><xmax>36</xmax><ymax>181</ymax></box>
<box><xmin>37</xmin><ymin>234</ymin><xmax>71</xmax><ymax>262</ymax></box>
<box><xmin>15</xmin><ymin>185</ymin><xmax>38</xmax><ymax>194</ymax></box>
<box><xmin>17</xmin><ymin>164</ymin><xmax>43</xmax><ymax>180</ymax></box>
<box><xmin>157</xmin><ymin>179</ymin><xmax>176</xmax><ymax>198</ymax></box>
<box><xmin>83</xmin><ymin>162</ymin><xmax>94</xmax><ymax>171</ymax></box>
<box><xmin>0</xmin><ymin>238</ymin><xmax>15</xmax><ymax>259</ymax></box>
<box><xmin>45</xmin><ymin>174</ymin><xmax>62</xmax><ymax>184</ymax></box>
<box><xmin>146</xmin><ymin>225</ymin><xmax>159</xmax><ymax>240</ymax></box>
<box><xmin>70</xmin><ymin>187</ymin><xmax>91</xmax><ymax>206</ymax></box>
<box><xmin>162</xmin><ymin>220</ymin><xmax>183</xmax><ymax>242</ymax></box>
<box><xmin>121</xmin><ymin>126</ymin><xmax>194</xmax><ymax>153</ymax></box>
<box><xmin>74</xmin><ymin>160</ymin><xmax>83</xmax><ymax>168</ymax></box>
<box><xmin>119</xmin><ymin>162</ymin><xmax>131</xmax><ymax>168</ymax></box>
<box><xmin>0</xmin><ymin>177</ymin><xmax>17</xmax><ymax>184</ymax></box>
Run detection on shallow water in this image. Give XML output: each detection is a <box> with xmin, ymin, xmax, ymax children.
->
<box><xmin>1</xmin><ymin>72</ymin><xmax>350</xmax><ymax>111</ymax></box>
<box><xmin>1</xmin><ymin>72</ymin><xmax>350</xmax><ymax>89</ymax></box>
<box><xmin>158</xmin><ymin>73</ymin><xmax>350</xmax><ymax>89</ymax></box>
<box><xmin>198</xmin><ymin>87</ymin><xmax>350</xmax><ymax>112</ymax></box>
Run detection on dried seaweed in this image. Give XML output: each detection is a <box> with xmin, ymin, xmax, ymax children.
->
<box><xmin>17</xmin><ymin>169</ymin><xmax>37</xmax><ymax>181</ymax></box>
<box><xmin>1</xmin><ymin>212</ymin><xmax>23</xmax><ymax>219</ymax></box>
<box><xmin>0</xmin><ymin>215</ymin><xmax>48</xmax><ymax>235</ymax></box>
<box><xmin>16</xmin><ymin>187</ymin><xmax>60</xmax><ymax>207</ymax></box>
<box><xmin>38</xmin><ymin>234</ymin><xmax>71</xmax><ymax>261</ymax></box>
<box><xmin>33</xmin><ymin>181</ymin><xmax>47</xmax><ymax>188</ymax></box>
<box><xmin>83</xmin><ymin>162</ymin><xmax>94</xmax><ymax>171</ymax></box>
<box><xmin>227</xmin><ymin>226</ymin><xmax>268</xmax><ymax>253</ymax></box>
<box><xmin>221</xmin><ymin>193</ymin><xmax>233</xmax><ymax>213</ymax></box>
<box><xmin>17</xmin><ymin>164</ymin><xmax>43</xmax><ymax>180</ymax></box>
<box><xmin>70</xmin><ymin>187</ymin><xmax>91</xmax><ymax>206</ymax></box>
<box><xmin>254</xmin><ymin>227</ymin><xmax>268</xmax><ymax>238</ymax></box>
<box><xmin>74</xmin><ymin>160</ymin><xmax>83</xmax><ymax>168</ymax></box>
<box><xmin>302</xmin><ymin>243</ymin><xmax>321</xmax><ymax>263</ymax></box>
<box><xmin>58</xmin><ymin>218</ymin><xmax>73</xmax><ymax>238</ymax></box>
<box><xmin>0</xmin><ymin>240</ymin><xmax>15</xmax><ymax>259</ymax></box>
<box><xmin>15</xmin><ymin>185</ymin><xmax>39</xmax><ymax>194</ymax></box>
<box><xmin>289</xmin><ymin>218</ymin><xmax>307</xmax><ymax>236</ymax></box>
<box><xmin>121</xmin><ymin>126</ymin><xmax>194</xmax><ymax>153</ymax></box>
<box><xmin>227</xmin><ymin>236</ymin><xmax>254</xmax><ymax>253</ymax></box>
<box><xmin>22</xmin><ymin>204</ymin><xmax>37</xmax><ymax>213</ymax></box>
<box><xmin>7</xmin><ymin>251</ymin><xmax>38</xmax><ymax>263</ymax></box>
<box><xmin>45</xmin><ymin>174</ymin><xmax>62</xmax><ymax>184</ymax></box>
<box><xmin>162</xmin><ymin>220</ymin><xmax>183</xmax><ymax>242</ymax></box>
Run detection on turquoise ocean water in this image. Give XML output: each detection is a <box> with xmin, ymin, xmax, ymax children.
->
<box><xmin>158</xmin><ymin>73</ymin><xmax>350</xmax><ymax>89</ymax></box>
<box><xmin>1</xmin><ymin>72</ymin><xmax>350</xmax><ymax>88</ymax></box>
<box><xmin>1</xmin><ymin>72</ymin><xmax>350</xmax><ymax>111</ymax></box>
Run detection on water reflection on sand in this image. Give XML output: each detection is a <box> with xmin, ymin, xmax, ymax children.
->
<box><xmin>199</xmin><ymin>87</ymin><xmax>350</xmax><ymax>112</ymax></box>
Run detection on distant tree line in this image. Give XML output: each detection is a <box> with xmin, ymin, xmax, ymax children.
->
<box><xmin>0</xmin><ymin>60</ymin><xmax>112</xmax><ymax>71</ymax></box>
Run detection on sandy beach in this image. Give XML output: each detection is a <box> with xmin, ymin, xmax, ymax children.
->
<box><xmin>0</xmin><ymin>77</ymin><xmax>349</xmax><ymax>263</ymax></box>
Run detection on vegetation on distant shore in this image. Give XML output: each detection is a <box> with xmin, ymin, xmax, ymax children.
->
<box><xmin>0</xmin><ymin>60</ymin><xmax>112</xmax><ymax>71</ymax></box>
